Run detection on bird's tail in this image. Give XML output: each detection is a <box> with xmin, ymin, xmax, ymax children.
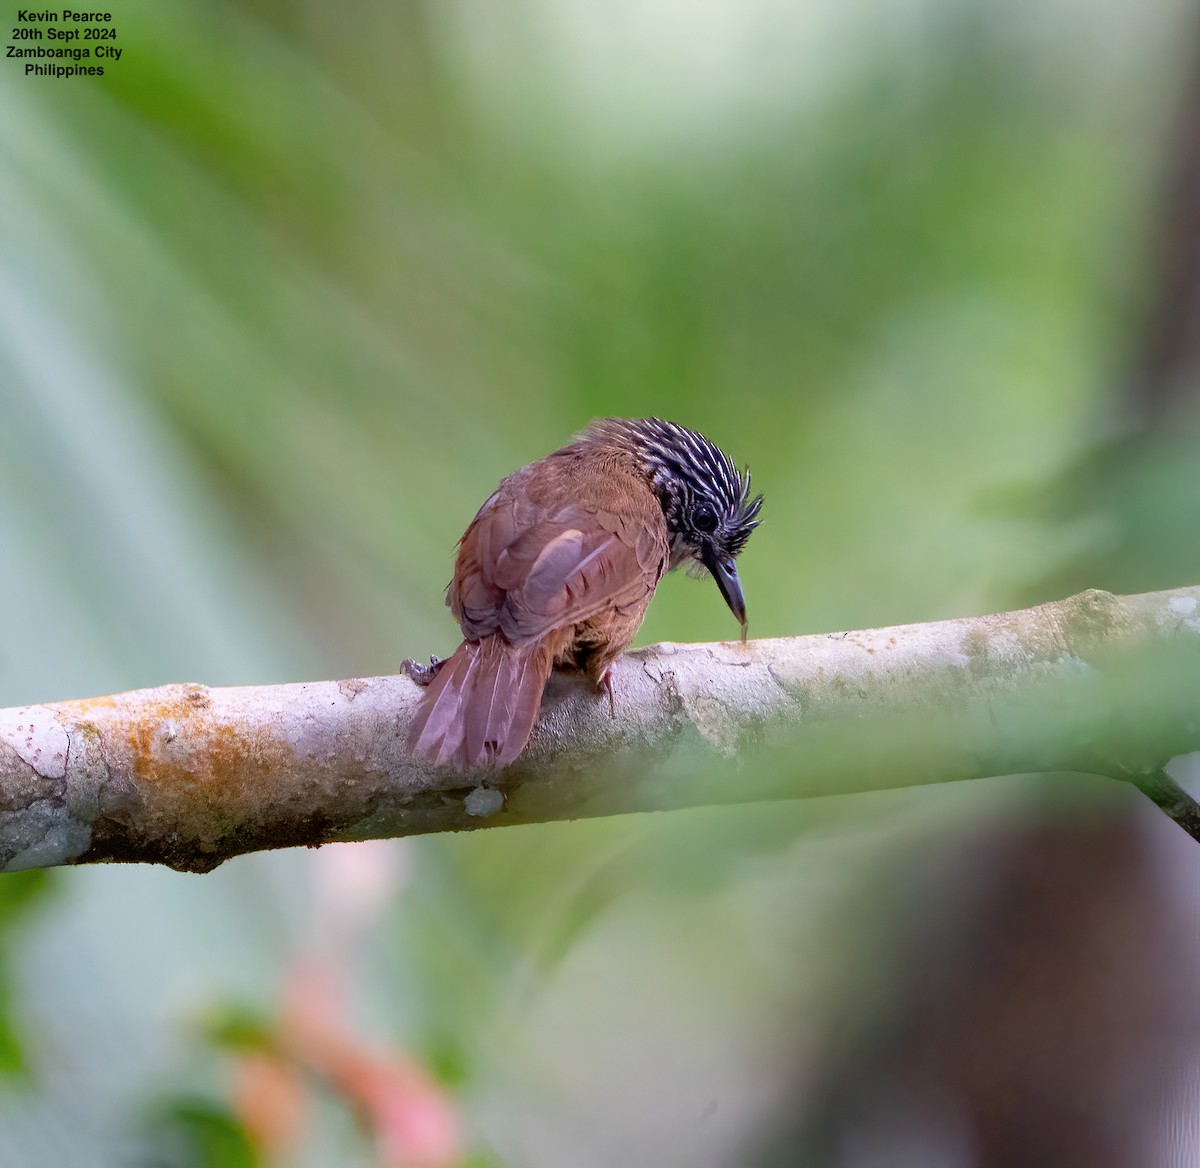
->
<box><xmin>407</xmin><ymin>634</ymin><xmax>554</xmax><ymax>770</ymax></box>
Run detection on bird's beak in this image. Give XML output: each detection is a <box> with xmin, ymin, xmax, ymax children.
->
<box><xmin>702</xmin><ymin>546</ymin><xmax>748</xmax><ymax>642</ymax></box>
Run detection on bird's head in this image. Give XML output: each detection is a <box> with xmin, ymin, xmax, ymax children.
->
<box><xmin>583</xmin><ymin>418</ymin><xmax>763</xmax><ymax>637</ymax></box>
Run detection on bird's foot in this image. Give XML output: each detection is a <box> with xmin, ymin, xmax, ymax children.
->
<box><xmin>599</xmin><ymin>669</ymin><xmax>616</xmax><ymax>719</ymax></box>
<box><xmin>401</xmin><ymin>655</ymin><xmax>445</xmax><ymax>687</ymax></box>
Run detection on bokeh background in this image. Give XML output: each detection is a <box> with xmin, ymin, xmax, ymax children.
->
<box><xmin>3</xmin><ymin>1</ymin><xmax>1200</xmax><ymax>1164</ymax></box>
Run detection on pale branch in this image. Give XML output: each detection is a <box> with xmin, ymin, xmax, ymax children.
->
<box><xmin>2</xmin><ymin>586</ymin><xmax>1200</xmax><ymax>874</ymax></box>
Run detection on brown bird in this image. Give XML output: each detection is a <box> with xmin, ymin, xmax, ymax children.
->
<box><xmin>406</xmin><ymin>418</ymin><xmax>762</xmax><ymax>770</ymax></box>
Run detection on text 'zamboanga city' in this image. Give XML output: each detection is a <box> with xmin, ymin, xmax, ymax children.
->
<box><xmin>8</xmin><ymin>8</ymin><xmax>121</xmax><ymax>76</ymax></box>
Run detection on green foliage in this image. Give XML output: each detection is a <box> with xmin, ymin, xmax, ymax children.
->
<box><xmin>138</xmin><ymin>1097</ymin><xmax>259</xmax><ymax>1168</ymax></box>
<box><xmin>0</xmin><ymin>1007</ymin><xmax>23</xmax><ymax>1078</ymax></box>
<box><xmin>0</xmin><ymin>871</ymin><xmax>54</xmax><ymax>1078</ymax></box>
<box><xmin>203</xmin><ymin>1007</ymin><xmax>277</xmax><ymax>1056</ymax></box>
<box><xmin>0</xmin><ymin>870</ymin><xmax>50</xmax><ymax>920</ymax></box>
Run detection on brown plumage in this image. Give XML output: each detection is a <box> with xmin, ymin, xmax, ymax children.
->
<box><xmin>407</xmin><ymin>418</ymin><xmax>761</xmax><ymax>770</ymax></box>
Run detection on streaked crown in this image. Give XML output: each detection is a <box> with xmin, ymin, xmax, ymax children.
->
<box><xmin>581</xmin><ymin>417</ymin><xmax>763</xmax><ymax>566</ymax></box>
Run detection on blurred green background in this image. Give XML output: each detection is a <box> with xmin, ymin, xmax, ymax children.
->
<box><xmin>3</xmin><ymin>1</ymin><xmax>1200</xmax><ymax>1165</ymax></box>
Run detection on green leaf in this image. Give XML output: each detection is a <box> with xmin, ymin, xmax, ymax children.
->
<box><xmin>139</xmin><ymin>1096</ymin><xmax>260</xmax><ymax>1168</ymax></box>
<box><xmin>203</xmin><ymin>1006</ymin><xmax>277</xmax><ymax>1055</ymax></box>
<box><xmin>0</xmin><ymin>870</ymin><xmax>53</xmax><ymax>929</ymax></box>
<box><xmin>0</xmin><ymin>871</ymin><xmax>53</xmax><ymax>1080</ymax></box>
<box><xmin>0</xmin><ymin>1006</ymin><xmax>25</xmax><ymax>1078</ymax></box>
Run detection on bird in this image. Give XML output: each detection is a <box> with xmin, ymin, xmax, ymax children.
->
<box><xmin>405</xmin><ymin>417</ymin><xmax>762</xmax><ymax>770</ymax></box>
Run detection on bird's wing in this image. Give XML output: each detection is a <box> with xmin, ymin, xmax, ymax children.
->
<box><xmin>450</xmin><ymin>485</ymin><xmax>667</xmax><ymax>646</ymax></box>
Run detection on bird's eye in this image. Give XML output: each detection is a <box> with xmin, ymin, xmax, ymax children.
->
<box><xmin>694</xmin><ymin>504</ymin><xmax>717</xmax><ymax>533</ymax></box>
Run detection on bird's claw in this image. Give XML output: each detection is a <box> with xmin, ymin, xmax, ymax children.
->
<box><xmin>600</xmin><ymin>670</ymin><xmax>616</xmax><ymax>718</ymax></box>
<box><xmin>401</xmin><ymin>655</ymin><xmax>445</xmax><ymax>687</ymax></box>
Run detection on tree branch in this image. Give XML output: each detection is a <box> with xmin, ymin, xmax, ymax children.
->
<box><xmin>1130</xmin><ymin>768</ymin><xmax>1200</xmax><ymax>841</ymax></box>
<box><xmin>2</xmin><ymin>586</ymin><xmax>1199</xmax><ymax>873</ymax></box>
